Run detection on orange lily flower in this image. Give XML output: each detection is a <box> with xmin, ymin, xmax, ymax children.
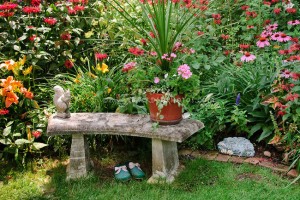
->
<box><xmin>21</xmin><ymin>87</ymin><xmax>34</xmax><ymax>99</ymax></box>
<box><xmin>5</xmin><ymin>91</ymin><xmax>19</xmax><ymax>108</ymax></box>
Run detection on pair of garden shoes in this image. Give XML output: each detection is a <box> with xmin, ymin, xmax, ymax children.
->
<box><xmin>114</xmin><ymin>162</ymin><xmax>145</xmax><ymax>182</ymax></box>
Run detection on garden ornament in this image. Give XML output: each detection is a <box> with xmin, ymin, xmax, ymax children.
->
<box><xmin>217</xmin><ymin>137</ymin><xmax>255</xmax><ymax>157</ymax></box>
<box><xmin>53</xmin><ymin>85</ymin><xmax>71</xmax><ymax>118</ymax></box>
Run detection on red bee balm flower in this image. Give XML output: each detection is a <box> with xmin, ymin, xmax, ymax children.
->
<box><xmin>0</xmin><ymin>109</ymin><xmax>9</xmax><ymax>115</ymax></box>
<box><xmin>286</xmin><ymin>93</ymin><xmax>299</xmax><ymax>101</ymax></box>
<box><xmin>95</xmin><ymin>53</ymin><xmax>108</xmax><ymax>61</ymax></box>
<box><xmin>44</xmin><ymin>18</ymin><xmax>57</xmax><ymax>26</ymax></box>
<box><xmin>60</xmin><ymin>32</ymin><xmax>71</xmax><ymax>40</ymax></box>
<box><xmin>128</xmin><ymin>47</ymin><xmax>144</xmax><ymax>56</ymax></box>
<box><xmin>32</xmin><ymin>131</ymin><xmax>41</xmax><ymax>138</ymax></box>
<box><xmin>64</xmin><ymin>60</ymin><xmax>74</xmax><ymax>69</ymax></box>
<box><xmin>22</xmin><ymin>6</ymin><xmax>41</xmax><ymax>14</ymax></box>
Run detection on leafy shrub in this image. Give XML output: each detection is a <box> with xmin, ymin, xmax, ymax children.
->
<box><xmin>0</xmin><ymin>58</ymin><xmax>47</xmax><ymax>165</ymax></box>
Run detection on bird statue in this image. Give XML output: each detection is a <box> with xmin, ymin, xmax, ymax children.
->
<box><xmin>53</xmin><ymin>85</ymin><xmax>71</xmax><ymax>118</ymax></box>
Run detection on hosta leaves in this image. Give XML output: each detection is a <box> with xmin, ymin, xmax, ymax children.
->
<box><xmin>33</xmin><ymin>142</ymin><xmax>48</xmax><ymax>150</ymax></box>
<box><xmin>0</xmin><ymin>138</ymin><xmax>12</xmax><ymax>145</ymax></box>
<box><xmin>15</xmin><ymin>139</ymin><xmax>31</xmax><ymax>145</ymax></box>
<box><xmin>3</xmin><ymin>126</ymin><xmax>11</xmax><ymax>137</ymax></box>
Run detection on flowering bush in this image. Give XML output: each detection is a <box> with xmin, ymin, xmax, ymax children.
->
<box><xmin>263</xmin><ymin>65</ymin><xmax>300</xmax><ymax>167</ymax></box>
<box><xmin>0</xmin><ymin>58</ymin><xmax>47</xmax><ymax>165</ymax></box>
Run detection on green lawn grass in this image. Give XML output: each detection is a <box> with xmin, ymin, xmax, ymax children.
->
<box><xmin>0</xmin><ymin>158</ymin><xmax>299</xmax><ymax>200</ymax></box>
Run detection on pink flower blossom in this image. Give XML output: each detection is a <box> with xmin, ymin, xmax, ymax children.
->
<box><xmin>32</xmin><ymin>130</ymin><xmax>41</xmax><ymax>139</ymax></box>
<box><xmin>280</xmin><ymin>69</ymin><xmax>291</xmax><ymax>78</ymax></box>
<box><xmin>277</xmin><ymin>33</ymin><xmax>291</xmax><ymax>42</ymax></box>
<box><xmin>177</xmin><ymin>64</ymin><xmax>192</xmax><ymax>79</ymax></box>
<box><xmin>266</xmin><ymin>23</ymin><xmax>278</xmax><ymax>31</ymax></box>
<box><xmin>256</xmin><ymin>37</ymin><xmax>270</xmax><ymax>48</ymax></box>
<box><xmin>122</xmin><ymin>62</ymin><xmax>136</xmax><ymax>72</ymax></box>
<box><xmin>170</xmin><ymin>53</ymin><xmax>177</xmax><ymax>58</ymax></box>
<box><xmin>241</xmin><ymin>52</ymin><xmax>256</xmax><ymax>62</ymax></box>
<box><xmin>189</xmin><ymin>48</ymin><xmax>195</xmax><ymax>54</ymax></box>
<box><xmin>271</xmin><ymin>32</ymin><xmax>282</xmax><ymax>41</ymax></box>
<box><xmin>154</xmin><ymin>77</ymin><xmax>160</xmax><ymax>84</ymax></box>
<box><xmin>150</xmin><ymin>51</ymin><xmax>157</xmax><ymax>56</ymax></box>
<box><xmin>287</xmin><ymin>20</ymin><xmax>300</xmax><ymax>25</ymax></box>
<box><xmin>261</xmin><ymin>30</ymin><xmax>272</xmax><ymax>38</ymax></box>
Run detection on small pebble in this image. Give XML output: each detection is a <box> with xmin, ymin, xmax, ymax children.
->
<box><xmin>263</xmin><ymin>151</ymin><xmax>271</xmax><ymax>157</ymax></box>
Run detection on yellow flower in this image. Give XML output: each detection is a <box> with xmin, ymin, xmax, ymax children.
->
<box><xmin>88</xmin><ymin>72</ymin><xmax>97</xmax><ymax>79</ymax></box>
<box><xmin>85</xmin><ymin>30</ymin><xmax>94</xmax><ymax>38</ymax></box>
<box><xmin>19</xmin><ymin>56</ymin><xmax>26</xmax><ymax>65</ymax></box>
<box><xmin>23</xmin><ymin>65</ymin><xmax>33</xmax><ymax>76</ymax></box>
<box><xmin>107</xmin><ymin>88</ymin><xmax>112</xmax><ymax>94</ymax></box>
<box><xmin>74</xmin><ymin>74</ymin><xmax>81</xmax><ymax>83</ymax></box>
<box><xmin>273</xmin><ymin>45</ymin><xmax>281</xmax><ymax>49</ymax></box>
<box><xmin>96</xmin><ymin>63</ymin><xmax>109</xmax><ymax>74</ymax></box>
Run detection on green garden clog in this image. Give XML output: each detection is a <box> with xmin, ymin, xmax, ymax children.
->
<box><xmin>114</xmin><ymin>165</ymin><xmax>131</xmax><ymax>182</ymax></box>
<box><xmin>128</xmin><ymin>162</ymin><xmax>145</xmax><ymax>179</ymax></box>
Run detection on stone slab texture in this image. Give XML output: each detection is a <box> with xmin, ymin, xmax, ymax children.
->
<box><xmin>217</xmin><ymin>137</ymin><xmax>255</xmax><ymax>157</ymax></box>
<box><xmin>47</xmin><ymin>113</ymin><xmax>204</xmax><ymax>142</ymax></box>
<box><xmin>47</xmin><ymin>113</ymin><xmax>204</xmax><ymax>182</ymax></box>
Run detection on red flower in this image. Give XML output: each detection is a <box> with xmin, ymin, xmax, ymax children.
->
<box><xmin>149</xmin><ymin>32</ymin><xmax>156</xmax><ymax>38</ymax></box>
<box><xmin>67</xmin><ymin>7</ymin><xmax>77</xmax><ymax>15</ymax></box>
<box><xmin>29</xmin><ymin>35</ymin><xmax>37</xmax><ymax>42</ymax></box>
<box><xmin>263</xmin><ymin>1</ymin><xmax>271</xmax><ymax>6</ymax></box>
<box><xmin>221</xmin><ymin>34</ymin><xmax>230</xmax><ymax>40</ymax></box>
<box><xmin>214</xmin><ymin>19</ymin><xmax>221</xmax><ymax>25</ymax></box>
<box><xmin>273</xmin><ymin>8</ymin><xmax>281</xmax><ymax>14</ymax></box>
<box><xmin>74</xmin><ymin>5</ymin><xmax>85</xmax><ymax>12</ymax></box>
<box><xmin>197</xmin><ymin>31</ymin><xmax>204</xmax><ymax>36</ymax></box>
<box><xmin>264</xmin><ymin>19</ymin><xmax>271</xmax><ymax>26</ymax></box>
<box><xmin>285</xmin><ymin>93</ymin><xmax>299</xmax><ymax>101</ymax></box>
<box><xmin>31</xmin><ymin>0</ymin><xmax>41</xmax><ymax>6</ymax></box>
<box><xmin>32</xmin><ymin>131</ymin><xmax>41</xmax><ymax>139</ymax></box>
<box><xmin>0</xmin><ymin>11</ymin><xmax>14</xmax><ymax>17</ymax></box>
<box><xmin>212</xmin><ymin>13</ymin><xmax>221</xmax><ymax>19</ymax></box>
<box><xmin>290</xmin><ymin>37</ymin><xmax>299</xmax><ymax>43</ymax></box>
<box><xmin>286</xmin><ymin>8</ymin><xmax>297</xmax><ymax>14</ymax></box>
<box><xmin>278</xmin><ymin>49</ymin><xmax>292</xmax><ymax>55</ymax></box>
<box><xmin>239</xmin><ymin>44</ymin><xmax>250</xmax><ymax>49</ymax></box>
<box><xmin>241</xmin><ymin>5</ymin><xmax>249</xmax><ymax>10</ymax></box>
<box><xmin>128</xmin><ymin>47</ymin><xmax>144</xmax><ymax>56</ymax></box>
<box><xmin>22</xmin><ymin>6</ymin><xmax>41</xmax><ymax>14</ymax></box>
<box><xmin>291</xmin><ymin>73</ymin><xmax>300</xmax><ymax>80</ymax></box>
<box><xmin>60</xmin><ymin>32</ymin><xmax>71</xmax><ymax>40</ymax></box>
<box><xmin>64</xmin><ymin>60</ymin><xmax>74</xmax><ymax>69</ymax></box>
<box><xmin>0</xmin><ymin>2</ymin><xmax>18</xmax><ymax>10</ymax></box>
<box><xmin>95</xmin><ymin>53</ymin><xmax>108</xmax><ymax>61</ymax></box>
<box><xmin>223</xmin><ymin>50</ymin><xmax>230</xmax><ymax>56</ymax></box>
<box><xmin>277</xmin><ymin>110</ymin><xmax>286</xmax><ymax>117</ymax></box>
<box><xmin>44</xmin><ymin>17</ymin><xmax>57</xmax><ymax>26</ymax></box>
<box><xmin>0</xmin><ymin>109</ymin><xmax>9</xmax><ymax>115</ymax></box>
<box><xmin>140</xmin><ymin>38</ymin><xmax>148</xmax><ymax>46</ymax></box>
<box><xmin>245</xmin><ymin>11</ymin><xmax>257</xmax><ymax>18</ymax></box>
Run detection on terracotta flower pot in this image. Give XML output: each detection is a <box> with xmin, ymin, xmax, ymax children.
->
<box><xmin>146</xmin><ymin>92</ymin><xmax>183</xmax><ymax>125</ymax></box>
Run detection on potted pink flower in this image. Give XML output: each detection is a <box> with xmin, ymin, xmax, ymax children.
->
<box><xmin>110</xmin><ymin>0</ymin><xmax>203</xmax><ymax>124</ymax></box>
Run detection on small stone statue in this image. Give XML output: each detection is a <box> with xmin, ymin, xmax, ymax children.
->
<box><xmin>53</xmin><ymin>85</ymin><xmax>71</xmax><ymax>118</ymax></box>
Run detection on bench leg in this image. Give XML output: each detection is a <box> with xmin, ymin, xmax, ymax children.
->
<box><xmin>148</xmin><ymin>139</ymin><xmax>179</xmax><ymax>183</ymax></box>
<box><xmin>66</xmin><ymin>134</ymin><xmax>91</xmax><ymax>180</ymax></box>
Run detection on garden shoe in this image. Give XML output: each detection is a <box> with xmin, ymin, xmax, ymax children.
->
<box><xmin>128</xmin><ymin>162</ymin><xmax>145</xmax><ymax>179</ymax></box>
<box><xmin>114</xmin><ymin>165</ymin><xmax>131</xmax><ymax>182</ymax></box>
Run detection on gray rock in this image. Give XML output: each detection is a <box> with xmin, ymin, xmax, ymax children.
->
<box><xmin>217</xmin><ymin>137</ymin><xmax>255</xmax><ymax>157</ymax></box>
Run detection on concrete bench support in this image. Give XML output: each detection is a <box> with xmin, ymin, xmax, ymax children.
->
<box><xmin>67</xmin><ymin>134</ymin><xmax>91</xmax><ymax>180</ymax></box>
<box><xmin>151</xmin><ymin>139</ymin><xmax>179</xmax><ymax>183</ymax></box>
<box><xmin>47</xmin><ymin>113</ymin><xmax>204</xmax><ymax>182</ymax></box>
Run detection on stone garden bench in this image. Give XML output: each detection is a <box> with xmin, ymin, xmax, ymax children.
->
<box><xmin>47</xmin><ymin>113</ymin><xmax>204</xmax><ymax>182</ymax></box>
